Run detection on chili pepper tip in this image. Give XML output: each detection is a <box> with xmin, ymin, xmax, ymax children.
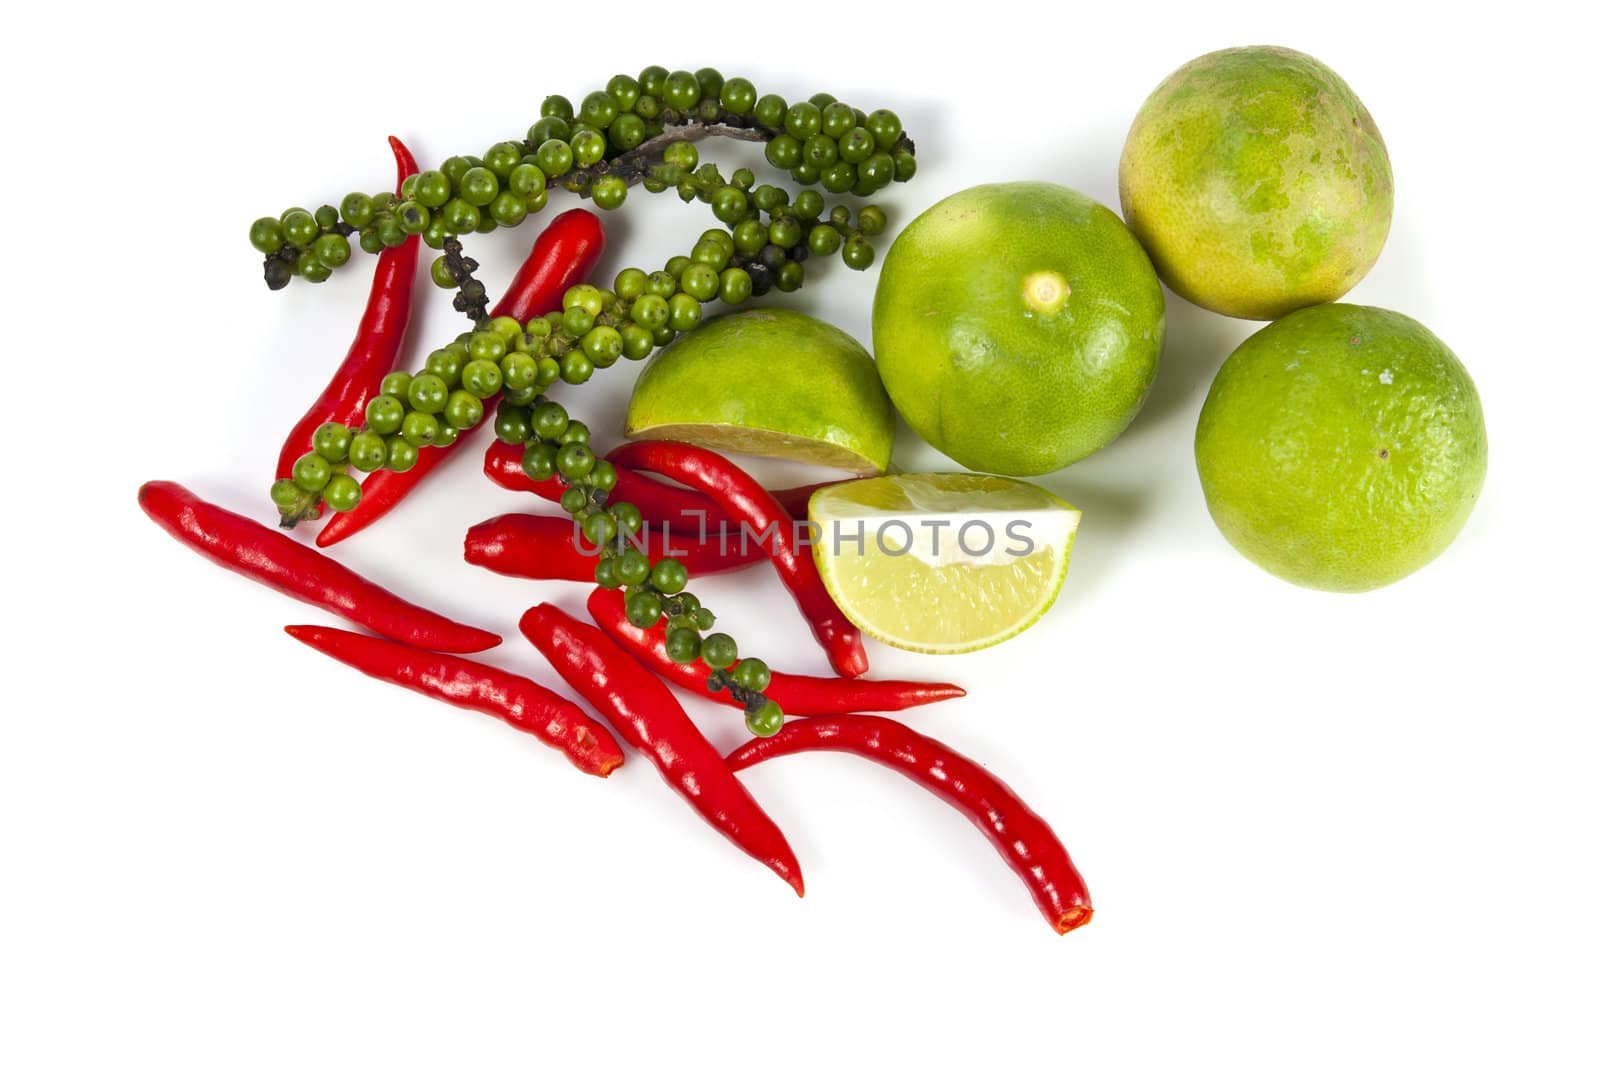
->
<box><xmin>1056</xmin><ymin>905</ymin><xmax>1093</xmax><ymax>935</ymax></box>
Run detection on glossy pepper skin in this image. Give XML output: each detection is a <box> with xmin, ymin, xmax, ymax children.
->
<box><xmin>483</xmin><ymin>440</ymin><xmax>846</xmax><ymax>527</ymax></box>
<box><xmin>275</xmin><ymin>136</ymin><xmax>421</xmax><ymax>518</ymax></box>
<box><xmin>607</xmin><ymin>441</ymin><xmax>868</xmax><ymax>677</ymax></box>
<box><xmin>284</xmin><ymin>625</ymin><xmax>622</xmax><ymax>777</ymax></box>
<box><xmin>463</xmin><ymin>513</ymin><xmax>764</xmax><ymax>582</ymax></box>
<box><xmin>138</xmin><ymin>481</ymin><xmax>498</xmax><ymax>654</ymax></box>
<box><xmin>519</xmin><ymin>603</ymin><xmax>804</xmax><ymax>895</ymax></box>
<box><xmin>727</xmin><ymin>715</ymin><xmax>1093</xmax><ymax>935</ymax></box>
<box><xmin>316</xmin><ymin>209</ymin><xmax>606</xmax><ymax>548</ymax></box>
<box><xmin>586</xmin><ymin>589</ymin><xmax>964</xmax><ymax>715</ymax></box>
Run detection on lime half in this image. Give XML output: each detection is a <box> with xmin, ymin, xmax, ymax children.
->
<box><xmin>809</xmin><ymin>474</ymin><xmax>1080</xmax><ymax>653</ymax></box>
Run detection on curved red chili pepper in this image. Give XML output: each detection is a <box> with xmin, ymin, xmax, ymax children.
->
<box><xmin>138</xmin><ymin>480</ymin><xmax>498</xmax><ymax>654</ymax></box>
<box><xmin>484</xmin><ymin>439</ymin><xmax>846</xmax><ymax>526</ymax></box>
<box><xmin>585</xmin><ymin>588</ymin><xmax>963</xmax><ymax>715</ymax></box>
<box><xmin>727</xmin><ymin>715</ymin><xmax>1093</xmax><ymax>935</ymax></box>
<box><xmin>463</xmin><ymin>513</ymin><xmax>762</xmax><ymax>583</ymax></box>
<box><xmin>520</xmin><ymin>603</ymin><xmax>804</xmax><ymax>895</ymax></box>
<box><xmin>607</xmin><ymin>441</ymin><xmax>868</xmax><ymax>677</ymax></box>
<box><xmin>317</xmin><ymin>209</ymin><xmax>606</xmax><ymax>548</ymax></box>
<box><xmin>275</xmin><ymin>136</ymin><xmax>421</xmax><ymax>519</ymax></box>
<box><xmin>285</xmin><ymin>625</ymin><xmax>622</xmax><ymax>777</ymax></box>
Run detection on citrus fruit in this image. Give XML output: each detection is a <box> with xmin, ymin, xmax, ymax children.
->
<box><xmin>809</xmin><ymin>473</ymin><xmax>1081</xmax><ymax>653</ymax></box>
<box><xmin>1119</xmin><ymin>45</ymin><xmax>1394</xmax><ymax>320</ymax></box>
<box><xmin>1195</xmin><ymin>304</ymin><xmax>1487</xmax><ymax>592</ymax></box>
<box><xmin>625</xmin><ymin>308</ymin><xmax>895</xmax><ymax>474</ymax></box>
<box><xmin>872</xmin><ymin>182</ymin><xmax>1165</xmax><ymax>476</ymax></box>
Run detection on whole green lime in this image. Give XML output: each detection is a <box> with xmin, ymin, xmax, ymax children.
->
<box><xmin>625</xmin><ymin>308</ymin><xmax>895</xmax><ymax>473</ymax></box>
<box><xmin>1119</xmin><ymin>46</ymin><xmax>1394</xmax><ymax>320</ymax></box>
<box><xmin>1195</xmin><ymin>304</ymin><xmax>1486</xmax><ymax>592</ymax></box>
<box><xmin>872</xmin><ymin>182</ymin><xmax>1165</xmax><ymax>476</ymax></box>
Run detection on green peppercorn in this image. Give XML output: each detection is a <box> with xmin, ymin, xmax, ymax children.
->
<box><xmin>441</xmin><ymin>198</ymin><xmax>481</xmax><ymax>234</ymax></box>
<box><xmin>610</xmin><ymin>501</ymin><xmax>644</xmax><ymax>535</ymax></box>
<box><xmin>484</xmin><ymin>140</ymin><xmax>523</xmax><ymax>178</ymax></box>
<box><xmin>764</xmin><ymin>134</ymin><xmax>801</xmax><ymax>171</ymax></box>
<box><xmin>594</xmin><ymin>558</ymin><xmax>622</xmax><ymax>589</ymax></box>
<box><xmin>590</xmin><ymin>460</ymin><xmax>618</xmax><ymax>492</ymax></box>
<box><xmin>426</xmin><ymin>344</ymin><xmax>467</xmax><ymax>388</ymax></box>
<box><xmin>651</xmin><ymin>558</ymin><xmax>688</xmax><ymax>595</ymax></box>
<box><xmin>489</xmin><ymin>192</ymin><xmax>527</xmax><ymax>227</ymax></box>
<box><xmin>312</xmin><ymin>422</ymin><xmax>353</xmax><ymax>463</ymax></box>
<box><xmin>579</xmin><ymin>90</ymin><xmax>619</xmax><ymax>129</ymax></box>
<box><xmin>495</xmin><ymin>404</ymin><xmax>532</xmax><ymax>445</ymax></box>
<box><xmin>541</xmin><ymin>94</ymin><xmax>574</xmax><ymax>120</ymax></box>
<box><xmin>292</xmin><ymin>452</ymin><xmax>332</xmax><ymax>492</ymax></box>
<box><xmin>386</xmin><ymin>437</ymin><xmax>419</xmax><ymax>473</ymax></box>
<box><xmin>626</xmin><ymin>591</ymin><xmax>663</xmax><ymax>628</ymax></box>
<box><xmin>558</xmin><ymin>420</ymin><xmax>590</xmax><ymax>446</ymax></box>
<box><xmin>313</xmin><ymin>233</ymin><xmax>351</xmax><ymax>269</ymax></box>
<box><xmin>535</xmin><ymin>139</ymin><xmax>574</xmax><ymax>177</ymax></box>
<box><xmin>776</xmin><ymin>260</ymin><xmax>805</xmax><ymax>291</ymax></box>
<box><xmin>365</xmin><ymin>395</ymin><xmax>405</xmax><ymax>435</ymax></box>
<box><xmin>522</xmin><ymin>441</ymin><xmax>558</xmax><ymax>480</ymax></box>
<box><xmin>582</xmin><ymin>325</ymin><xmax>623</xmax><ymax>366</ymax></box>
<box><xmin>582</xmin><ymin>511</ymin><xmax>618</xmax><ymax>547</ymax></box>
<box><xmin>731</xmin><ymin>658</ymin><xmax>771</xmax><ymax>692</ymax></box>
<box><xmin>459</xmin><ymin>167</ymin><xmax>499</xmax><ymax>207</ymax></box>
<box><xmin>753</xmin><ymin>93</ymin><xmax>787</xmax><ymax>128</ymax></box>
<box><xmin>711</xmin><ymin>185</ymin><xmax>749</xmax><ymax>224</ymax></box>
<box><xmin>842</xmin><ymin>235</ymin><xmax>875</xmax><ymax>270</ymax></box>
<box><xmin>668</xmin><ymin>293</ymin><xmax>702</xmax><ymax>331</ymax></box>
<box><xmin>665</xmin><ymin>628</ymin><xmax>701</xmax><ymax>665</ymax></box>
<box><xmin>662</xmin><ymin>70</ymin><xmax>700</xmax><ymax>110</ymax></box>
<box><xmin>720</xmin><ymin>76</ymin><xmax>757</xmax><ymax>114</ymax></box>
<box><xmin>785</xmin><ymin>101</ymin><xmax>822</xmax><ymax>139</ymax></box>
<box><xmin>559</xmin><ymin>351</ymin><xmax>594</xmax><ymax>384</ymax></box>
<box><xmin>617</xmin><ymin>548</ymin><xmax>651</xmax><ymax>586</ymax></box>
<box><xmin>590</xmin><ymin>175</ymin><xmax>627</xmax><ymax>210</ymax></box>
<box><xmin>719</xmin><ymin>267</ymin><xmax>753</xmax><ymax>304</ymax></box>
<box><xmin>400</xmin><ymin>410</ymin><xmax>439</xmax><ymax>447</ymax></box>
<box><xmin>348</xmin><ymin>430</ymin><xmax>388</xmax><ymax>472</ymax></box>
<box><xmin>679</xmin><ymin>262</ymin><xmax>720</xmax><ymax>301</ymax></box>
<box><xmin>866</xmin><ymin>108</ymin><xmax>903</xmax><ymax>149</ymax></box>
<box><xmin>560</xmin><ymin>487</ymin><xmax>587</xmax><ymax>513</ymax></box>
<box><xmin>745</xmin><ymin>699</ymin><xmax>783</xmax><ymax>737</ymax></box>
<box><xmin>821</xmin><ymin>162</ymin><xmax>857</xmax><ymax>194</ymax></box>
<box><xmin>701</xmin><ymin>633</ymin><xmax>739</xmax><ymax>670</ymax></box>
<box><xmin>808</xmin><ymin>223</ymin><xmax>843</xmax><ymax>256</ymax></box>
<box><xmin>250</xmin><ymin>217</ymin><xmax>286</xmax><ymax>253</ymax></box>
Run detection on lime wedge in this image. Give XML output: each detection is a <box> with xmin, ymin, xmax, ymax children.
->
<box><xmin>809</xmin><ymin>474</ymin><xmax>1080</xmax><ymax>654</ymax></box>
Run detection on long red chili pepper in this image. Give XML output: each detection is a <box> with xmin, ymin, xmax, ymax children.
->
<box><xmin>519</xmin><ymin>603</ymin><xmax>804</xmax><ymax>895</ymax></box>
<box><xmin>483</xmin><ymin>440</ymin><xmax>844</xmax><ymax>526</ymax></box>
<box><xmin>726</xmin><ymin>715</ymin><xmax>1093</xmax><ymax>935</ymax></box>
<box><xmin>284</xmin><ymin>625</ymin><xmax>622</xmax><ymax>777</ymax></box>
<box><xmin>317</xmin><ymin>209</ymin><xmax>605</xmax><ymax>548</ymax></box>
<box><xmin>276</xmin><ymin>136</ymin><xmax>421</xmax><ymax>519</ymax></box>
<box><xmin>138</xmin><ymin>481</ymin><xmax>498</xmax><ymax>654</ymax></box>
<box><xmin>463</xmin><ymin>513</ymin><xmax>763</xmax><ymax>582</ymax></box>
<box><xmin>585</xmin><ymin>588</ymin><xmax>963</xmax><ymax>715</ymax></box>
<box><xmin>607</xmin><ymin>441</ymin><xmax>868</xmax><ymax>678</ymax></box>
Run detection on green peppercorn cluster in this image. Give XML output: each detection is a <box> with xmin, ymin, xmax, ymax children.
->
<box><xmin>248</xmin><ymin>66</ymin><xmax>914</xmax><ymax>288</ymax></box>
<box><xmin>520</xmin><ymin>421</ymin><xmax>785</xmax><ymax>738</ymax></box>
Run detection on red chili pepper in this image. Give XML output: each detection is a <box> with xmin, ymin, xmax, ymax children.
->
<box><xmin>463</xmin><ymin>513</ymin><xmax>762</xmax><ymax>583</ymax></box>
<box><xmin>483</xmin><ymin>439</ymin><xmax>846</xmax><ymax>526</ymax></box>
<box><xmin>284</xmin><ymin>625</ymin><xmax>622</xmax><ymax>777</ymax></box>
<box><xmin>607</xmin><ymin>441</ymin><xmax>868</xmax><ymax>678</ymax></box>
<box><xmin>276</xmin><ymin>137</ymin><xmax>421</xmax><ymax>519</ymax></box>
<box><xmin>317</xmin><ymin>209</ymin><xmax>605</xmax><ymax>548</ymax></box>
<box><xmin>138</xmin><ymin>481</ymin><xmax>498</xmax><ymax>654</ymax></box>
<box><xmin>520</xmin><ymin>603</ymin><xmax>804</xmax><ymax>895</ymax></box>
<box><xmin>585</xmin><ymin>588</ymin><xmax>963</xmax><ymax>715</ymax></box>
<box><xmin>726</xmin><ymin>715</ymin><xmax>1093</xmax><ymax>935</ymax></box>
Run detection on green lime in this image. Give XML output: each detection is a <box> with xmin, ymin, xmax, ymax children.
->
<box><xmin>809</xmin><ymin>473</ymin><xmax>1080</xmax><ymax>653</ymax></box>
<box><xmin>625</xmin><ymin>308</ymin><xmax>895</xmax><ymax>473</ymax></box>
<box><xmin>1120</xmin><ymin>46</ymin><xmax>1394</xmax><ymax>320</ymax></box>
<box><xmin>1195</xmin><ymin>304</ymin><xmax>1487</xmax><ymax>592</ymax></box>
<box><xmin>872</xmin><ymin>182</ymin><xmax>1165</xmax><ymax>476</ymax></box>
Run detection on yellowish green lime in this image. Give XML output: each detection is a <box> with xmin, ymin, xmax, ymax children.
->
<box><xmin>1195</xmin><ymin>304</ymin><xmax>1487</xmax><ymax>592</ymax></box>
<box><xmin>809</xmin><ymin>473</ymin><xmax>1080</xmax><ymax>653</ymax></box>
<box><xmin>1119</xmin><ymin>45</ymin><xmax>1394</xmax><ymax>320</ymax></box>
<box><xmin>625</xmin><ymin>308</ymin><xmax>895</xmax><ymax>474</ymax></box>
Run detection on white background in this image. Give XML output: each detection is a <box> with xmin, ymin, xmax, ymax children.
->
<box><xmin>5</xmin><ymin>2</ymin><xmax>1596</xmax><ymax>1063</ymax></box>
